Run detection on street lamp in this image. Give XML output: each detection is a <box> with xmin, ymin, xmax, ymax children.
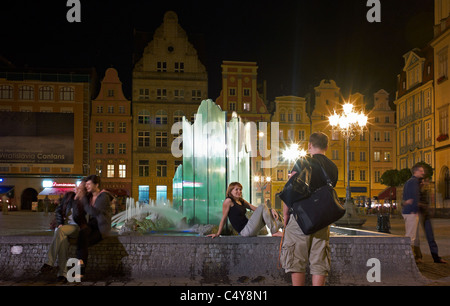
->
<box><xmin>328</xmin><ymin>103</ymin><xmax>368</xmax><ymax>226</ymax></box>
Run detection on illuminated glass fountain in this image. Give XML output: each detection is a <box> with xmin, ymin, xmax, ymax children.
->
<box><xmin>173</xmin><ymin>99</ymin><xmax>251</xmax><ymax>225</ymax></box>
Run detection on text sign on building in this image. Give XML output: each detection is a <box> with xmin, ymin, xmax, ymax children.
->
<box><xmin>0</xmin><ymin>112</ymin><xmax>74</xmax><ymax>164</ymax></box>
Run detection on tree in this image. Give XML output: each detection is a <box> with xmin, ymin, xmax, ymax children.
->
<box><xmin>380</xmin><ymin>169</ymin><xmax>400</xmax><ymax>188</ymax></box>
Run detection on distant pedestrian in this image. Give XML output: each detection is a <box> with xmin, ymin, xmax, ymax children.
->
<box><xmin>402</xmin><ymin>163</ymin><xmax>425</xmax><ymax>263</ymax></box>
<box><xmin>418</xmin><ymin>177</ymin><xmax>447</xmax><ymax>264</ymax></box>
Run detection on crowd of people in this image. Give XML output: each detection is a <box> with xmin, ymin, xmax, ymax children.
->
<box><xmin>39</xmin><ymin>132</ymin><xmax>446</xmax><ymax>286</ymax></box>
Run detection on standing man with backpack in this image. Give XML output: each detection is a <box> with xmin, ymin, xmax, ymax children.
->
<box><xmin>280</xmin><ymin>132</ymin><xmax>338</xmax><ymax>286</ymax></box>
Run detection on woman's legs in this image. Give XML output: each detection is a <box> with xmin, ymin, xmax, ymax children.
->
<box><xmin>240</xmin><ymin>204</ymin><xmax>282</xmax><ymax>237</ymax></box>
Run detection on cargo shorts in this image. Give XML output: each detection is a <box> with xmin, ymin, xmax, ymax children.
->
<box><xmin>280</xmin><ymin>217</ymin><xmax>331</xmax><ymax>276</ymax></box>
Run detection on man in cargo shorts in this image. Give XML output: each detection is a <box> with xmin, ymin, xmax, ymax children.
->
<box><xmin>280</xmin><ymin>132</ymin><xmax>338</xmax><ymax>286</ymax></box>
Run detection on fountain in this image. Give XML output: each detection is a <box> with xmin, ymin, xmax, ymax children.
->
<box><xmin>173</xmin><ymin>99</ymin><xmax>251</xmax><ymax>226</ymax></box>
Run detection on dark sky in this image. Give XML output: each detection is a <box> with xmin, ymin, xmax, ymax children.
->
<box><xmin>1</xmin><ymin>0</ymin><xmax>434</xmax><ymax>107</ymax></box>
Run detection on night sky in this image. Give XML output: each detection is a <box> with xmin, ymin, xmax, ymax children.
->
<box><xmin>1</xmin><ymin>0</ymin><xmax>434</xmax><ymax>107</ymax></box>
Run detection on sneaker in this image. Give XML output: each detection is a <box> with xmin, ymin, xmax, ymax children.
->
<box><xmin>434</xmin><ymin>258</ymin><xmax>448</xmax><ymax>264</ymax></box>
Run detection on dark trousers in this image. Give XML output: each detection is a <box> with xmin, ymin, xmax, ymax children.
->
<box><xmin>420</xmin><ymin>212</ymin><xmax>440</xmax><ymax>261</ymax></box>
<box><xmin>76</xmin><ymin>223</ymin><xmax>102</xmax><ymax>266</ymax></box>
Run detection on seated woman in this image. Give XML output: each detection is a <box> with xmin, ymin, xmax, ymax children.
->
<box><xmin>40</xmin><ymin>180</ymin><xmax>87</xmax><ymax>282</ymax></box>
<box><xmin>208</xmin><ymin>182</ymin><xmax>283</xmax><ymax>238</ymax></box>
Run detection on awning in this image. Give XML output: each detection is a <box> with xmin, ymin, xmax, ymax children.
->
<box><xmin>105</xmin><ymin>188</ymin><xmax>129</xmax><ymax>197</ymax></box>
<box><xmin>0</xmin><ymin>185</ymin><xmax>14</xmax><ymax>195</ymax></box>
<box><xmin>378</xmin><ymin>187</ymin><xmax>396</xmax><ymax>200</ymax></box>
<box><xmin>38</xmin><ymin>187</ymin><xmax>74</xmax><ymax>200</ymax></box>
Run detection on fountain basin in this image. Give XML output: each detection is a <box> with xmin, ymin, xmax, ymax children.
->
<box><xmin>0</xmin><ymin>228</ymin><xmax>428</xmax><ymax>285</ymax></box>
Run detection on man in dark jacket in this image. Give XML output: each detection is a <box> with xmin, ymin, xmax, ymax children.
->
<box><xmin>41</xmin><ymin>179</ymin><xmax>87</xmax><ymax>282</ymax></box>
<box><xmin>76</xmin><ymin>175</ymin><xmax>112</xmax><ymax>277</ymax></box>
<box><xmin>402</xmin><ymin>163</ymin><xmax>425</xmax><ymax>263</ymax></box>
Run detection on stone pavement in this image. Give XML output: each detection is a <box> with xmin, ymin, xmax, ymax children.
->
<box><xmin>0</xmin><ymin>211</ymin><xmax>449</xmax><ymax>286</ymax></box>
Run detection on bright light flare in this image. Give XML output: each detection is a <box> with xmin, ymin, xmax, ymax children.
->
<box><xmin>282</xmin><ymin>143</ymin><xmax>307</xmax><ymax>162</ymax></box>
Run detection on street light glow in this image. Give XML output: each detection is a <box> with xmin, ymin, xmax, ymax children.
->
<box><xmin>282</xmin><ymin>143</ymin><xmax>307</xmax><ymax>162</ymax></box>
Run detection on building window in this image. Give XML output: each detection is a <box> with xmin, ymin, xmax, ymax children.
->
<box><xmin>95</xmin><ymin>143</ymin><xmax>103</xmax><ymax>154</ymax></box>
<box><xmin>138</xmin><ymin>110</ymin><xmax>150</xmax><ymax>124</ymax></box>
<box><xmin>107</xmin><ymin>143</ymin><xmax>114</xmax><ymax>154</ymax></box>
<box><xmin>156</xmin><ymin>185</ymin><xmax>167</xmax><ymax>203</ymax></box>
<box><xmin>229</xmin><ymin>102</ymin><xmax>236</xmax><ymax>111</ymax></box>
<box><xmin>107</xmin><ymin>164</ymin><xmax>114</xmax><ymax>178</ymax></box>
<box><xmin>157</xmin><ymin>89</ymin><xmax>167</xmax><ymax>100</ymax></box>
<box><xmin>119</xmin><ymin>122</ymin><xmax>126</xmax><ymax>133</ymax></box>
<box><xmin>374</xmin><ymin>151</ymin><xmax>381</xmax><ymax>162</ymax></box>
<box><xmin>174</xmin><ymin>62</ymin><xmax>184</xmax><ymax>72</ymax></box>
<box><xmin>360</xmin><ymin>170</ymin><xmax>366</xmax><ymax>181</ymax></box>
<box><xmin>243</xmin><ymin>103</ymin><xmax>251</xmax><ymax>111</ymax></box>
<box><xmin>60</xmin><ymin>87</ymin><xmax>74</xmax><ymax>101</ymax></box>
<box><xmin>0</xmin><ymin>85</ymin><xmax>13</xmax><ymax>99</ymax></box>
<box><xmin>229</xmin><ymin>88</ymin><xmax>236</xmax><ymax>96</ymax></box>
<box><xmin>118</xmin><ymin>143</ymin><xmax>126</xmax><ymax>154</ymax></box>
<box><xmin>374</xmin><ymin>131</ymin><xmax>380</xmax><ymax>141</ymax></box>
<box><xmin>138</xmin><ymin>131</ymin><xmax>150</xmax><ymax>147</ymax></box>
<box><xmin>95</xmin><ymin>164</ymin><xmax>103</xmax><ymax>177</ymax></box>
<box><xmin>139</xmin><ymin>88</ymin><xmax>149</xmax><ymax>100</ymax></box>
<box><xmin>384</xmin><ymin>131</ymin><xmax>391</xmax><ymax>142</ymax></box>
<box><xmin>360</xmin><ymin>151</ymin><xmax>366</xmax><ymax>162</ymax></box>
<box><xmin>277</xmin><ymin>170</ymin><xmax>284</xmax><ymax>181</ymax></box>
<box><xmin>425</xmin><ymin>120</ymin><xmax>432</xmax><ymax>139</ymax></box>
<box><xmin>139</xmin><ymin>160</ymin><xmax>149</xmax><ymax>177</ymax></box>
<box><xmin>279</xmin><ymin>113</ymin><xmax>286</xmax><ymax>122</ymax></box>
<box><xmin>107</xmin><ymin>122</ymin><xmax>115</xmax><ymax>133</ymax></box>
<box><xmin>118</xmin><ymin>164</ymin><xmax>126</xmax><ymax>178</ymax></box>
<box><xmin>107</xmin><ymin>90</ymin><xmax>114</xmax><ymax>97</ymax></box>
<box><xmin>95</xmin><ymin>121</ymin><xmax>103</xmax><ymax>133</ymax></box>
<box><xmin>298</xmin><ymin>130</ymin><xmax>305</xmax><ymax>141</ymax></box>
<box><xmin>374</xmin><ymin>171</ymin><xmax>381</xmax><ymax>183</ymax></box>
<box><xmin>39</xmin><ymin>86</ymin><xmax>54</xmax><ymax>100</ymax></box>
<box><xmin>349</xmin><ymin>151</ymin><xmax>355</xmax><ymax>161</ymax></box>
<box><xmin>349</xmin><ymin>170</ymin><xmax>355</xmax><ymax>181</ymax></box>
<box><xmin>174</xmin><ymin>89</ymin><xmax>184</xmax><ymax>100</ymax></box>
<box><xmin>243</xmin><ymin>88</ymin><xmax>250</xmax><ymax>96</ymax></box>
<box><xmin>97</xmin><ymin>106</ymin><xmax>103</xmax><ymax>113</ymax></box>
<box><xmin>156</xmin><ymin>132</ymin><xmax>168</xmax><ymax>147</ymax></box>
<box><xmin>332</xmin><ymin>150</ymin><xmax>339</xmax><ymax>160</ymax></box>
<box><xmin>192</xmin><ymin>90</ymin><xmax>202</xmax><ymax>101</ymax></box>
<box><xmin>439</xmin><ymin>107</ymin><xmax>449</xmax><ymax>136</ymax></box>
<box><xmin>19</xmin><ymin>85</ymin><xmax>34</xmax><ymax>100</ymax></box>
<box><xmin>157</xmin><ymin>160</ymin><xmax>167</xmax><ymax>177</ymax></box>
<box><xmin>173</xmin><ymin>110</ymin><xmax>184</xmax><ymax>123</ymax></box>
<box><xmin>157</xmin><ymin>62</ymin><xmax>167</xmax><ymax>72</ymax></box>
<box><xmin>119</xmin><ymin>106</ymin><xmax>125</xmax><ymax>114</ymax></box>
<box><xmin>438</xmin><ymin>47</ymin><xmax>448</xmax><ymax>81</ymax></box>
<box><xmin>138</xmin><ymin>185</ymin><xmax>149</xmax><ymax>203</ymax></box>
<box><xmin>107</xmin><ymin>106</ymin><xmax>114</xmax><ymax>114</ymax></box>
<box><xmin>331</xmin><ymin>131</ymin><xmax>339</xmax><ymax>141</ymax></box>
<box><xmin>155</xmin><ymin>110</ymin><xmax>168</xmax><ymax>125</ymax></box>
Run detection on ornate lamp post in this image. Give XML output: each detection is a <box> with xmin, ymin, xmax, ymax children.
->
<box><xmin>328</xmin><ymin>103</ymin><xmax>368</xmax><ymax>226</ymax></box>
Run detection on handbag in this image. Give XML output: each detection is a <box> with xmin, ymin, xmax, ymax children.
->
<box><xmin>290</xmin><ymin>163</ymin><xmax>345</xmax><ymax>235</ymax></box>
<box><xmin>278</xmin><ymin>160</ymin><xmax>312</xmax><ymax>207</ymax></box>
